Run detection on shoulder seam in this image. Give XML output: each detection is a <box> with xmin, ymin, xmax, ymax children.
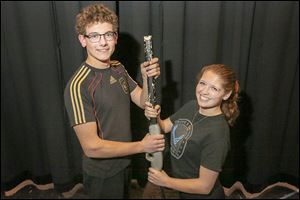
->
<box><xmin>110</xmin><ymin>60</ymin><xmax>122</xmax><ymax>66</ymax></box>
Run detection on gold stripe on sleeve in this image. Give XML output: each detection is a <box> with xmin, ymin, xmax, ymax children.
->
<box><xmin>77</xmin><ymin>69</ymin><xmax>90</xmax><ymax>123</ymax></box>
<box><xmin>70</xmin><ymin>66</ymin><xmax>90</xmax><ymax>124</ymax></box>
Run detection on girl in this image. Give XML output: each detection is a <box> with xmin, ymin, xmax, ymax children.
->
<box><xmin>145</xmin><ymin>64</ymin><xmax>240</xmax><ymax>198</ymax></box>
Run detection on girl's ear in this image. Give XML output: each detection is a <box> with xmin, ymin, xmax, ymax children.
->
<box><xmin>78</xmin><ymin>35</ymin><xmax>87</xmax><ymax>47</ymax></box>
<box><xmin>223</xmin><ymin>90</ymin><xmax>232</xmax><ymax>100</ymax></box>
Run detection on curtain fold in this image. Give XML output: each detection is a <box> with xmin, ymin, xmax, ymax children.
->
<box><xmin>2</xmin><ymin>1</ymin><xmax>298</xmax><ymax>194</ymax></box>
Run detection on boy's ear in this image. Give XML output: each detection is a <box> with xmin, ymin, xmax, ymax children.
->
<box><xmin>115</xmin><ymin>32</ymin><xmax>118</xmax><ymax>44</ymax></box>
<box><xmin>78</xmin><ymin>35</ymin><xmax>87</xmax><ymax>47</ymax></box>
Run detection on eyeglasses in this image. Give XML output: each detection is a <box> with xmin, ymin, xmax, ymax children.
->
<box><xmin>84</xmin><ymin>31</ymin><xmax>116</xmax><ymax>43</ymax></box>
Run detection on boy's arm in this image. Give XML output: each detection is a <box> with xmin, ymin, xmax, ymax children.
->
<box><xmin>73</xmin><ymin>122</ymin><xmax>164</xmax><ymax>158</ymax></box>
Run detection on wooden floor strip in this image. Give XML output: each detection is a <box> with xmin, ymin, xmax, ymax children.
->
<box><xmin>4</xmin><ymin>180</ymin><xmax>54</xmax><ymax>197</ymax></box>
<box><xmin>3</xmin><ymin>179</ymin><xmax>299</xmax><ymax>198</ymax></box>
<box><xmin>224</xmin><ymin>181</ymin><xmax>299</xmax><ymax>198</ymax></box>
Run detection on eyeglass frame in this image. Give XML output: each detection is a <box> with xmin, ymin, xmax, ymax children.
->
<box><xmin>84</xmin><ymin>31</ymin><xmax>117</xmax><ymax>43</ymax></box>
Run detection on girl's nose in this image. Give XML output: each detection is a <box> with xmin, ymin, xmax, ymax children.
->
<box><xmin>202</xmin><ymin>85</ymin><xmax>209</xmax><ymax>94</ymax></box>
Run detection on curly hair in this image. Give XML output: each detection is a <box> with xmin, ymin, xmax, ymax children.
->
<box><xmin>75</xmin><ymin>4</ymin><xmax>118</xmax><ymax>35</ymax></box>
<box><xmin>197</xmin><ymin>64</ymin><xmax>240</xmax><ymax>126</ymax></box>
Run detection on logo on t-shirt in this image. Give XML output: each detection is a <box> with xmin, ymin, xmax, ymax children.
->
<box><xmin>110</xmin><ymin>75</ymin><xmax>117</xmax><ymax>84</ymax></box>
<box><xmin>171</xmin><ymin>119</ymin><xmax>193</xmax><ymax>159</ymax></box>
<box><xmin>119</xmin><ymin>77</ymin><xmax>129</xmax><ymax>94</ymax></box>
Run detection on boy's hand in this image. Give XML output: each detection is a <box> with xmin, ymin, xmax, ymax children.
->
<box><xmin>140</xmin><ymin>57</ymin><xmax>160</xmax><ymax>80</ymax></box>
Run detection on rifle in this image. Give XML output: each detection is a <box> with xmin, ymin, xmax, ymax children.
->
<box><xmin>142</xmin><ymin>35</ymin><xmax>165</xmax><ymax>199</ymax></box>
<box><xmin>144</xmin><ymin>35</ymin><xmax>163</xmax><ymax>170</ymax></box>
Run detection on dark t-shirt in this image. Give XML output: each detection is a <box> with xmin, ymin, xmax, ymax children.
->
<box><xmin>64</xmin><ymin>60</ymin><xmax>137</xmax><ymax>178</ymax></box>
<box><xmin>169</xmin><ymin>100</ymin><xmax>230</xmax><ymax>198</ymax></box>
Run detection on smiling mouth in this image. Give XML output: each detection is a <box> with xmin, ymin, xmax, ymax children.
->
<box><xmin>96</xmin><ymin>48</ymin><xmax>109</xmax><ymax>52</ymax></box>
<box><xmin>199</xmin><ymin>95</ymin><xmax>210</xmax><ymax>101</ymax></box>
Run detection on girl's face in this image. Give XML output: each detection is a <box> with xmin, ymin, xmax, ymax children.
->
<box><xmin>196</xmin><ymin>70</ymin><xmax>231</xmax><ymax>115</ymax></box>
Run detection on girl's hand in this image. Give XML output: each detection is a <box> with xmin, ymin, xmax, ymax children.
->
<box><xmin>144</xmin><ymin>101</ymin><xmax>161</xmax><ymax>120</ymax></box>
<box><xmin>148</xmin><ymin>167</ymin><xmax>170</xmax><ymax>187</ymax></box>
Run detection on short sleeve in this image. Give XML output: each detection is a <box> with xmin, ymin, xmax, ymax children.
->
<box><xmin>64</xmin><ymin>66</ymin><xmax>96</xmax><ymax>127</ymax></box>
<box><xmin>124</xmin><ymin>68</ymin><xmax>138</xmax><ymax>92</ymax></box>
<box><xmin>111</xmin><ymin>61</ymin><xmax>137</xmax><ymax>93</ymax></box>
<box><xmin>201</xmin><ymin>139</ymin><xmax>229</xmax><ymax>172</ymax></box>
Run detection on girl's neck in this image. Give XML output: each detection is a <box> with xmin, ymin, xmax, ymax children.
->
<box><xmin>199</xmin><ymin>106</ymin><xmax>222</xmax><ymax>116</ymax></box>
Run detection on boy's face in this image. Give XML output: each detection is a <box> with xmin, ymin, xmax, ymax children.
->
<box><xmin>79</xmin><ymin>22</ymin><xmax>117</xmax><ymax>67</ymax></box>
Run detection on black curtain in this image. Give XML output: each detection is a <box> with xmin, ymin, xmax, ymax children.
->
<box><xmin>2</xmin><ymin>1</ymin><xmax>299</xmax><ymax>194</ymax></box>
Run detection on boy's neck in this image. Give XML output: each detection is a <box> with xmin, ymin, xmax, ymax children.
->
<box><xmin>86</xmin><ymin>58</ymin><xmax>110</xmax><ymax>69</ymax></box>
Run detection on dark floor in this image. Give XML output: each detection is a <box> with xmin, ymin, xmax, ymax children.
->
<box><xmin>1</xmin><ymin>180</ymin><xmax>299</xmax><ymax>199</ymax></box>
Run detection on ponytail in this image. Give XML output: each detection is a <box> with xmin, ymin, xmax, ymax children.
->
<box><xmin>222</xmin><ymin>80</ymin><xmax>240</xmax><ymax>126</ymax></box>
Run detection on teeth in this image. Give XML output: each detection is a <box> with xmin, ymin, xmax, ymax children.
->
<box><xmin>200</xmin><ymin>96</ymin><xmax>209</xmax><ymax>100</ymax></box>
